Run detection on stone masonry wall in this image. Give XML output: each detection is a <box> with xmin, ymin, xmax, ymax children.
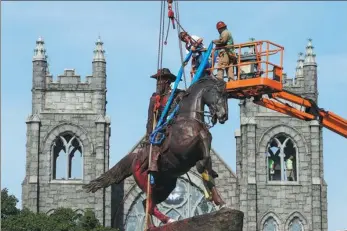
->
<box><xmin>23</xmin><ymin>57</ymin><xmax>111</xmax><ymax>226</ymax></box>
<box><xmin>238</xmin><ymin>87</ymin><xmax>327</xmax><ymax>231</ymax></box>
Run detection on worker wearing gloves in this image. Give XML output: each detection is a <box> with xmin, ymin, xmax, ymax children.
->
<box><xmin>212</xmin><ymin>21</ymin><xmax>236</xmax><ymax>81</ymax></box>
<box><xmin>179</xmin><ymin>32</ymin><xmax>206</xmax><ymax>78</ymax></box>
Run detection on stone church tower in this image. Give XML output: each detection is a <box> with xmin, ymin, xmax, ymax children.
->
<box><xmin>21</xmin><ymin>37</ymin><xmax>112</xmax><ymax>226</ymax></box>
<box><xmin>236</xmin><ymin>39</ymin><xmax>327</xmax><ymax>231</ymax></box>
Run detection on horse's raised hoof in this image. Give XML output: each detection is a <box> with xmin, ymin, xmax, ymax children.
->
<box><xmin>167</xmin><ymin>218</ymin><xmax>176</xmax><ymax>223</ymax></box>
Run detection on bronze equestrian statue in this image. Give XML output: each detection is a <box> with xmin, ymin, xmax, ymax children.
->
<box><xmin>83</xmin><ymin>75</ymin><xmax>229</xmax><ymax>228</ymax></box>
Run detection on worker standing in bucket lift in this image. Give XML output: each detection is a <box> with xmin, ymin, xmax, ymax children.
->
<box><xmin>212</xmin><ymin>21</ymin><xmax>236</xmax><ymax>81</ymax></box>
<box><xmin>179</xmin><ymin>32</ymin><xmax>208</xmax><ymax>78</ymax></box>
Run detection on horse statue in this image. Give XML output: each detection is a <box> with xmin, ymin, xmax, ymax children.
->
<box><xmin>83</xmin><ymin>75</ymin><xmax>229</xmax><ymax>228</ymax></box>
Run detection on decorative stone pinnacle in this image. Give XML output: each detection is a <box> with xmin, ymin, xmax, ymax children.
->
<box><xmin>93</xmin><ymin>36</ymin><xmax>105</xmax><ymax>62</ymax></box>
<box><xmin>306</xmin><ymin>38</ymin><xmax>314</xmax><ymax>49</ymax></box>
<box><xmin>33</xmin><ymin>36</ymin><xmax>47</xmax><ymax>61</ymax></box>
<box><xmin>304</xmin><ymin>38</ymin><xmax>316</xmax><ymax>64</ymax></box>
<box><xmin>297</xmin><ymin>52</ymin><xmax>304</xmax><ymax>65</ymax></box>
<box><xmin>295</xmin><ymin>52</ymin><xmax>304</xmax><ymax>77</ymax></box>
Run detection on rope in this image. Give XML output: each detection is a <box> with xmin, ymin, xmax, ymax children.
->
<box><xmin>144</xmin><ymin>2</ymin><xmax>166</xmax><ymax>230</ymax></box>
<box><xmin>156</xmin><ymin>0</ymin><xmax>164</xmax><ymax>72</ymax></box>
<box><xmin>164</xmin><ymin>19</ymin><xmax>171</xmax><ymax>45</ymax></box>
<box><xmin>144</xmin><ymin>109</ymin><xmax>158</xmax><ymax>230</ymax></box>
<box><xmin>159</xmin><ymin>1</ymin><xmax>166</xmax><ymax>74</ymax></box>
<box><xmin>174</xmin><ymin>0</ymin><xmax>187</xmax><ymax>89</ymax></box>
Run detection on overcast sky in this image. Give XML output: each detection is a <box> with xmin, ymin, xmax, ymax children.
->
<box><xmin>1</xmin><ymin>1</ymin><xmax>347</xmax><ymax>230</ymax></box>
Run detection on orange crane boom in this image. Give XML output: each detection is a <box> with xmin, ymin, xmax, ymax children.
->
<box><xmin>253</xmin><ymin>90</ymin><xmax>347</xmax><ymax>138</ymax></box>
<box><xmin>197</xmin><ymin>40</ymin><xmax>347</xmax><ymax>138</ymax></box>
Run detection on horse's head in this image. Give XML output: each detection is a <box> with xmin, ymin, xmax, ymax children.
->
<box><xmin>201</xmin><ymin>77</ymin><xmax>229</xmax><ymax>124</ymax></box>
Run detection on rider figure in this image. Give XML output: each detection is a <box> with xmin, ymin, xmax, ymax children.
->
<box><xmin>146</xmin><ymin>68</ymin><xmax>177</xmax><ymax>173</ymax></box>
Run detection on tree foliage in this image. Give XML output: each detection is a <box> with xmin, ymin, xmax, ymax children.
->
<box><xmin>1</xmin><ymin>188</ymin><xmax>20</xmax><ymax>219</ymax></box>
<box><xmin>1</xmin><ymin>188</ymin><xmax>119</xmax><ymax>231</ymax></box>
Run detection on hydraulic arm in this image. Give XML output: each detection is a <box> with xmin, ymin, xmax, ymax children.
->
<box><xmin>200</xmin><ymin>40</ymin><xmax>347</xmax><ymax>138</ymax></box>
<box><xmin>252</xmin><ymin>90</ymin><xmax>347</xmax><ymax>138</ymax></box>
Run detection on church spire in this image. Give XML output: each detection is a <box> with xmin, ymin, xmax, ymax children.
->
<box><xmin>33</xmin><ymin>36</ymin><xmax>47</xmax><ymax>61</ymax></box>
<box><xmin>295</xmin><ymin>52</ymin><xmax>304</xmax><ymax>78</ymax></box>
<box><xmin>93</xmin><ymin>36</ymin><xmax>105</xmax><ymax>62</ymax></box>
<box><xmin>304</xmin><ymin>38</ymin><xmax>316</xmax><ymax>65</ymax></box>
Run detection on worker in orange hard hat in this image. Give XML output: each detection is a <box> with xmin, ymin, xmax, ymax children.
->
<box><xmin>212</xmin><ymin>21</ymin><xmax>236</xmax><ymax>81</ymax></box>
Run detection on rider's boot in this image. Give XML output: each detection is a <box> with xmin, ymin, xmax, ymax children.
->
<box><xmin>211</xmin><ymin>186</ymin><xmax>226</xmax><ymax>207</ymax></box>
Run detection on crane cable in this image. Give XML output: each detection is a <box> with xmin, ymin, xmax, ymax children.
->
<box><xmin>174</xmin><ymin>0</ymin><xmax>187</xmax><ymax>89</ymax></box>
<box><xmin>157</xmin><ymin>0</ymin><xmax>166</xmax><ymax>74</ymax></box>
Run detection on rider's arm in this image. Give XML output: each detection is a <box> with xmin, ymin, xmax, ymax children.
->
<box><xmin>146</xmin><ymin>93</ymin><xmax>157</xmax><ymax>138</ymax></box>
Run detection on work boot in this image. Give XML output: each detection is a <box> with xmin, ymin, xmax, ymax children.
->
<box><xmin>210</xmin><ymin>169</ymin><xmax>219</xmax><ymax>178</ymax></box>
<box><xmin>148</xmin><ymin>146</ymin><xmax>161</xmax><ymax>172</ymax></box>
<box><xmin>211</xmin><ymin>187</ymin><xmax>226</xmax><ymax>207</ymax></box>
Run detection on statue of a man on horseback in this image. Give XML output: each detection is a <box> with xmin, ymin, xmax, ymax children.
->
<box><xmin>84</xmin><ymin>73</ymin><xmax>229</xmax><ymax>228</ymax></box>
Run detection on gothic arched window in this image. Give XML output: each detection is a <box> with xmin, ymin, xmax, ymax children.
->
<box><xmin>288</xmin><ymin>217</ymin><xmax>304</xmax><ymax>231</ymax></box>
<box><xmin>267</xmin><ymin>134</ymin><xmax>297</xmax><ymax>182</ymax></box>
<box><xmin>52</xmin><ymin>133</ymin><xmax>83</xmax><ymax>180</ymax></box>
<box><xmin>124</xmin><ymin>178</ymin><xmax>216</xmax><ymax>230</ymax></box>
<box><xmin>263</xmin><ymin>217</ymin><xmax>279</xmax><ymax>231</ymax></box>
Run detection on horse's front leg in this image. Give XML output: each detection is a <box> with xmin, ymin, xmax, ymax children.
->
<box><xmin>196</xmin><ymin>130</ymin><xmax>226</xmax><ymax>208</ymax></box>
<box><xmin>142</xmin><ymin>199</ymin><xmax>174</xmax><ymax>227</ymax></box>
<box><xmin>141</xmin><ymin>178</ymin><xmax>177</xmax><ymax>227</ymax></box>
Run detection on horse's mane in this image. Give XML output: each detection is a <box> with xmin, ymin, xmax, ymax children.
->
<box><xmin>186</xmin><ymin>75</ymin><xmax>225</xmax><ymax>93</ymax></box>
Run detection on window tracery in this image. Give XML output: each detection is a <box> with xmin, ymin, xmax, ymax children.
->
<box><xmin>288</xmin><ymin>217</ymin><xmax>303</xmax><ymax>231</ymax></box>
<box><xmin>52</xmin><ymin>133</ymin><xmax>83</xmax><ymax>180</ymax></box>
<box><xmin>263</xmin><ymin>217</ymin><xmax>278</xmax><ymax>231</ymax></box>
<box><xmin>267</xmin><ymin>134</ymin><xmax>297</xmax><ymax>182</ymax></box>
<box><xmin>124</xmin><ymin>178</ymin><xmax>216</xmax><ymax>230</ymax></box>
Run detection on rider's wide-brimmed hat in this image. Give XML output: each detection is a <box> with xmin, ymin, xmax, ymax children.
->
<box><xmin>150</xmin><ymin>68</ymin><xmax>177</xmax><ymax>82</ymax></box>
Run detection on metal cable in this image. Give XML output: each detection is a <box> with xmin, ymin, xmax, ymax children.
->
<box><xmin>159</xmin><ymin>1</ymin><xmax>166</xmax><ymax>75</ymax></box>
<box><xmin>157</xmin><ymin>0</ymin><xmax>164</xmax><ymax>72</ymax></box>
<box><xmin>174</xmin><ymin>0</ymin><xmax>187</xmax><ymax>89</ymax></box>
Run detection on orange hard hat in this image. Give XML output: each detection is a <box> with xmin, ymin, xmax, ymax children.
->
<box><xmin>216</xmin><ymin>21</ymin><xmax>227</xmax><ymax>30</ymax></box>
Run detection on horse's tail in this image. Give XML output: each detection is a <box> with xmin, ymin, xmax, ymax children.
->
<box><xmin>83</xmin><ymin>152</ymin><xmax>137</xmax><ymax>193</ymax></box>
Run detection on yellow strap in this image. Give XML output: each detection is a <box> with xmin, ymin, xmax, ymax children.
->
<box><xmin>204</xmin><ymin>188</ymin><xmax>212</xmax><ymax>200</ymax></box>
<box><xmin>201</xmin><ymin>171</ymin><xmax>210</xmax><ymax>181</ymax></box>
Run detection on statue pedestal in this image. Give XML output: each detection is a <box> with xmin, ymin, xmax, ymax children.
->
<box><xmin>148</xmin><ymin>208</ymin><xmax>244</xmax><ymax>231</ymax></box>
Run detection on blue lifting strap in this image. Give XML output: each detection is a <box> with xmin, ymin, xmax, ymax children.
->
<box><xmin>150</xmin><ymin>41</ymin><xmax>214</xmax><ymax>145</ymax></box>
<box><xmin>148</xmin><ymin>41</ymin><xmax>215</xmax><ymax>184</ymax></box>
<box><xmin>149</xmin><ymin>51</ymin><xmax>193</xmax><ymax>145</ymax></box>
<box><xmin>191</xmin><ymin>42</ymin><xmax>213</xmax><ymax>85</ymax></box>
<box><xmin>156</xmin><ymin>50</ymin><xmax>193</xmax><ymax>128</ymax></box>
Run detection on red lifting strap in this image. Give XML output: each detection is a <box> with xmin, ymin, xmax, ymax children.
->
<box><xmin>167</xmin><ymin>0</ymin><xmax>176</xmax><ymax>29</ymax></box>
<box><xmin>154</xmin><ymin>94</ymin><xmax>161</xmax><ymax>111</ymax></box>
